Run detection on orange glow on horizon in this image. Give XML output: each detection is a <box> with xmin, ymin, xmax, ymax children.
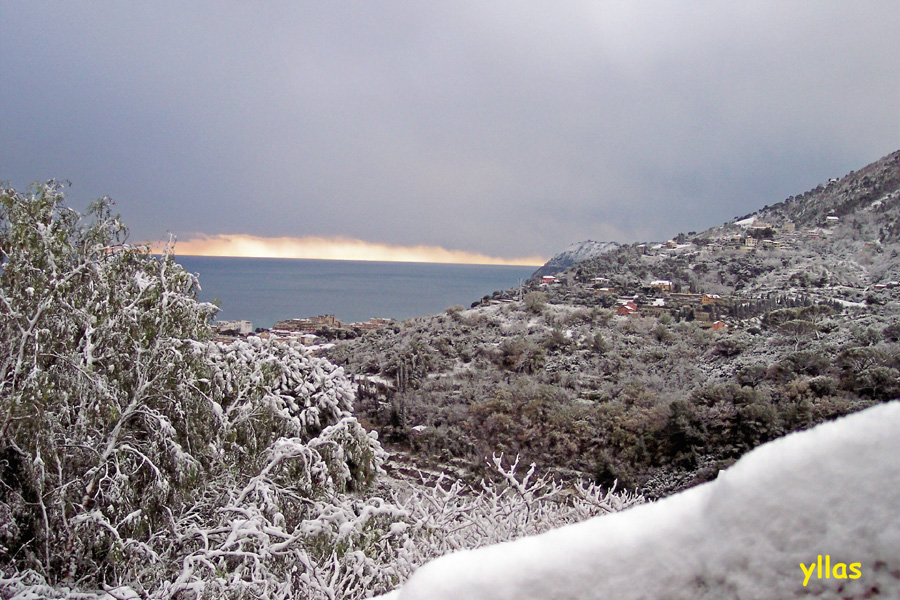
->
<box><xmin>155</xmin><ymin>234</ymin><xmax>546</xmax><ymax>266</ymax></box>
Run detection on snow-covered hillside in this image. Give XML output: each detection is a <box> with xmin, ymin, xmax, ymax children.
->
<box><xmin>380</xmin><ymin>402</ymin><xmax>900</xmax><ymax>599</ymax></box>
<box><xmin>532</xmin><ymin>240</ymin><xmax>620</xmax><ymax>278</ymax></box>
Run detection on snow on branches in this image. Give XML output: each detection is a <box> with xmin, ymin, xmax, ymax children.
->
<box><xmin>0</xmin><ymin>184</ymin><xmax>638</xmax><ymax>599</ymax></box>
<box><xmin>0</xmin><ymin>184</ymin><xmax>383</xmax><ymax>590</ymax></box>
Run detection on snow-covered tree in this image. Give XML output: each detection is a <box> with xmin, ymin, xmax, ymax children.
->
<box><xmin>0</xmin><ymin>183</ymin><xmax>382</xmax><ymax>589</ymax></box>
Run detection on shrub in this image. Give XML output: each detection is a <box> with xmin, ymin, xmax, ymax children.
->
<box><xmin>883</xmin><ymin>322</ymin><xmax>900</xmax><ymax>343</ymax></box>
<box><xmin>0</xmin><ymin>183</ymin><xmax>382</xmax><ymax>591</ymax></box>
<box><xmin>446</xmin><ymin>304</ymin><xmax>465</xmax><ymax>321</ymax></box>
<box><xmin>735</xmin><ymin>363</ymin><xmax>769</xmax><ymax>387</ymax></box>
<box><xmin>544</xmin><ymin>327</ymin><xmax>572</xmax><ymax>351</ymax></box>
<box><xmin>660</xmin><ymin>400</ymin><xmax>707</xmax><ymax>467</ymax></box>
<box><xmin>524</xmin><ymin>291</ymin><xmax>548</xmax><ymax>314</ymax></box>
<box><xmin>495</xmin><ymin>337</ymin><xmax>546</xmax><ymax>374</ymax></box>
<box><xmin>652</xmin><ymin>323</ymin><xmax>673</xmax><ymax>343</ymax></box>
<box><xmin>590</xmin><ymin>332</ymin><xmax>610</xmax><ymax>354</ymax></box>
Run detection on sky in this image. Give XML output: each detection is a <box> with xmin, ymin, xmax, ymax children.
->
<box><xmin>1</xmin><ymin>2</ymin><xmax>898</xmax><ymax>265</ymax></box>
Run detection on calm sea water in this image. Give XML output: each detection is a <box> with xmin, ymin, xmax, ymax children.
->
<box><xmin>175</xmin><ymin>255</ymin><xmax>536</xmax><ymax>329</ymax></box>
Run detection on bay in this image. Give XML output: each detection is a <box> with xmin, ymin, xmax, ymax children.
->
<box><xmin>175</xmin><ymin>255</ymin><xmax>536</xmax><ymax>329</ymax></box>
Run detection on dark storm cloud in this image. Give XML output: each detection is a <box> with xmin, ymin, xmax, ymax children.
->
<box><xmin>1</xmin><ymin>1</ymin><xmax>898</xmax><ymax>258</ymax></box>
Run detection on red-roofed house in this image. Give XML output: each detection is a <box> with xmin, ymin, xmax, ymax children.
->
<box><xmin>617</xmin><ymin>302</ymin><xmax>638</xmax><ymax>316</ymax></box>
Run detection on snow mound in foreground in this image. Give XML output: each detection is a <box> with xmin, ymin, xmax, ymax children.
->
<box><xmin>382</xmin><ymin>402</ymin><xmax>900</xmax><ymax>599</ymax></box>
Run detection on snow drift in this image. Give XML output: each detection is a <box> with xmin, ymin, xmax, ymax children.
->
<box><xmin>382</xmin><ymin>401</ymin><xmax>900</xmax><ymax>599</ymax></box>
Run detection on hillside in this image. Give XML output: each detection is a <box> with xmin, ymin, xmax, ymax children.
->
<box><xmin>556</xmin><ymin>150</ymin><xmax>900</xmax><ymax>308</ymax></box>
<box><xmin>531</xmin><ymin>240</ymin><xmax>621</xmax><ymax>278</ymax></box>
<box><xmin>724</xmin><ymin>149</ymin><xmax>900</xmax><ymax>237</ymax></box>
<box><xmin>326</xmin><ymin>150</ymin><xmax>900</xmax><ymax>498</ymax></box>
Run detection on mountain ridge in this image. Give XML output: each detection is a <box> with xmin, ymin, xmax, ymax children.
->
<box><xmin>534</xmin><ymin>150</ymin><xmax>900</xmax><ymax>286</ymax></box>
<box><xmin>709</xmin><ymin>149</ymin><xmax>900</xmax><ymax>240</ymax></box>
<box><xmin>531</xmin><ymin>240</ymin><xmax>621</xmax><ymax>278</ymax></box>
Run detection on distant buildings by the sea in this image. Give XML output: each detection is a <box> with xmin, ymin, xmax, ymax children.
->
<box><xmin>212</xmin><ymin>314</ymin><xmax>393</xmax><ymax>347</ymax></box>
<box><xmin>213</xmin><ymin>319</ymin><xmax>254</xmax><ymax>336</ymax></box>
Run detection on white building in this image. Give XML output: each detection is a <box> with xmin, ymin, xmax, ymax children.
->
<box><xmin>214</xmin><ymin>319</ymin><xmax>253</xmax><ymax>335</ymax></box>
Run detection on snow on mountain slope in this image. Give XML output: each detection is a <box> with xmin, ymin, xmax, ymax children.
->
<box><xmin>381</xmin><ymin>402</ymin><xmax>900</xmax><ymax>600</ymax></box>
<box><xmin>531</xmin><ymin>240</ymin><xmax>621</xmax><ymax>278</ymax></box>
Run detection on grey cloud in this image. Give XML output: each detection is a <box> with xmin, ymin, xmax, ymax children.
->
<box><xmin>1</xmin><ymin>1</ymin><xmax>897</xmax><ymax>258</ymax></box>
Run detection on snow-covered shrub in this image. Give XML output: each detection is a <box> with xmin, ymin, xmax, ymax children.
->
<box><xmin>0</xmin><ymin>452</ymin><xmax>641</xmax><ymax>600</ymax></box>
<box><xmin>387</xmin><ymin>454</ymin><xmax>642</xmax><ymax>565</ymax></box>
<box><xmin>0</xmin><ymin>183</ymin><xmax>382</xmax><ymax>589</ymax></box>
<box><xmin>1</xmin><ymin>183</ymin><xmax>219</xmax><ymax>582</ymax></box>
<box><xmin>197</xmin><ymin>337</ymin><xmax>381</xmax><ymax>490</ymax></box>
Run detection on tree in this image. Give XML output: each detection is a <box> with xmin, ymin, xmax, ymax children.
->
<box><xmin>0</xmin><ymin>183</ymin><xmax>382</xmax><ymax>589</ymax></box>
<box><xmin>1</xmin><ymin>182</ymin><xmax>219</xmax><ymax>581</ymax></box>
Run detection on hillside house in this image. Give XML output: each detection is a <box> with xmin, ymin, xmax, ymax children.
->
<box><xmin>351</xmin><ymin>317</ymin><xmax>392</xmax><ymax>331</ymax></box>
<box><xmin>213</xmin><ymin>320</ymin><xmax>253</xmax><ymax>335</ymax></box>
<box><xmin>617</xmin><ymin>302</ymin><xmax>638</xmax><ymax>316</ymax></box>
<box><xmin>669</xmin><ymin>293</ymin><xmax>704</xmax><ymax>306</ymax></box>
<box><xmin>273</xmin><ymin>314</ymin><xmax>345</xmax><ymax>333</ymax></box>
<box><xmin>650</xmin><ymin>280</ymin><xmax>673</xmax><ymax>292</ymax></box>
<box><xmin>298</xmin><ymin>333</ymin><xmax>320</xmax><ymax>345</ymax></box>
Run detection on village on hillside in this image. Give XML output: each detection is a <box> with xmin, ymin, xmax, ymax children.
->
<box><xmin>479</xmin><ymin>214</ymin><xmax>898</xmax><ymax>334</ymax></box>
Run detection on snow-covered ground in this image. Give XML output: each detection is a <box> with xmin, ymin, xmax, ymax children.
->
<box><xmin>550</xmin><ymin>240</ymin><xmax>622</xmax><ymax>264</ymax></box>
<box><xmin>355</xmin><ymin>373</ymin><xmax>394</xmax><ymax>387</ymax></box>
<box><xmin>379</xmin><ymin>402</ymin><xmax>900</xmax><ymax>599</ymax></box>
<box><xmin>832</xmin><ymin>298</ymin><xmax>868</xmax><ymax>308</ymax></box>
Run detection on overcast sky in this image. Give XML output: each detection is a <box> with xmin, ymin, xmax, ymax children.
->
<box><xmin>1</xmin><ymin>1</ymin><xmax>898</xmax><ymax>263</ymax></box>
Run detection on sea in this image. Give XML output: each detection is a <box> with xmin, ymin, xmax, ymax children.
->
<box><xmin>175</xmin><ymin>255</ymin><xmax>537</xmax><ymax>329</ymax></box>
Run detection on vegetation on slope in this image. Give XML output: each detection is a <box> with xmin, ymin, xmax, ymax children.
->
<box><xmin>326</xmin><ymin>151</ymin><xmax>900</xmax><ymax>498</ymax></box>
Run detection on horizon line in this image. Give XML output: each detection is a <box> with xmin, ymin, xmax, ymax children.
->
<box><xmin>150</xmin><ymin>233</ymin><xmax>546</xmax><ymax>267</ymax></box>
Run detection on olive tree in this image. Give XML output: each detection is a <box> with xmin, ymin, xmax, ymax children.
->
<box><xmin>0</xmin><ymin>182</ymin><xmax>382</xmax><ymax>588</ymax></box>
